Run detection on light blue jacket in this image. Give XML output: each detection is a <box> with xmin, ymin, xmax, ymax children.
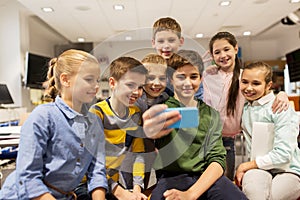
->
<box><xmin>242</xmin><ymin>91</ymin><xmax>300</xmax><ymax>175</ymax></box>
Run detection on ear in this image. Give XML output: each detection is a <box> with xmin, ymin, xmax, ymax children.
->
<box><xmin>109</xmin><ymin>77</ymin><xmax>116</xmax><ymax>89</ymax></box>
<box><xmin>151</xmin><ymin>38</ymin><xmax>156</xmax><ymax>48</ymax></box>
<box><xmin>179</xmin><ymin>37</ymin><xmax>184</xmax><ymax>47</ymax></box>
<box><xmin>234</xmin><ymin>44</ymin><xmax>239</xmax><ymax>55</ymax></box>
<box><xmin>266</xmin><ymin>81</ymin><xmax>273</xmax><ymax>91</ymax></box>
<box><xmin>60</xmin><ymin>73</ymin><xmax>70</xmax><ymax>87</ymax></box>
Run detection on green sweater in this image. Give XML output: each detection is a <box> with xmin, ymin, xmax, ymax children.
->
<box><xmin>154</xmin><ymin>97</ymin><xmax>226</xmax><ymax>174</ymax></box>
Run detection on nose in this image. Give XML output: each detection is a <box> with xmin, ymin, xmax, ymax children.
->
<box><xmin>245</xmin><ymin>84</ymin><xmax>253</xmax><ymax>91</ymax></box>
<box><xmin>162</xmin><ymin>42</ymin><xmax>171</xmax><ymax>50</ymax></box>
<box><xmin>220</xmin><ymin>51</ymin><xmax>226</xmax><ymax>58</ymax></box>
<box><xmin>132</xmin><ymin>88</ymin><xmax>139</xmax><ymax>95</ymax></box>
<box><xmin>183</xmin><ymin>77</ymin><xmax>192</xmax><ymax>86</ymax></box>
<box><xmin>153</xmin><ymin>77</ymin><xmax>161</xmax><ymax>85</ymax></box>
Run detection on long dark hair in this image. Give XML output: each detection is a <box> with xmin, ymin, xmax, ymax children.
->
<box><xmin>209</xmin><ymin>31</ymin><xmax>241</xmax><ymax>116</ymax></box>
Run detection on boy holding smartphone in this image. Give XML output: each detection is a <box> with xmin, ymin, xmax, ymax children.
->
<box><xmin>146</xmin><ymin>52</ymin><xmax>247</xmax><ymax>200</ymax></box>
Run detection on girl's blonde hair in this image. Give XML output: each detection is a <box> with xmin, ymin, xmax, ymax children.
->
<box><xmin>43</xmin><ymin>49</ymin><xmax>98</xmax><ymax>102</ymax></box>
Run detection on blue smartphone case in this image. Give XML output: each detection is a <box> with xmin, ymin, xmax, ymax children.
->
<box><xmin>164</xmin><ymin>107</ymin><xmax>199</xmax><ymax>128</ymax></box>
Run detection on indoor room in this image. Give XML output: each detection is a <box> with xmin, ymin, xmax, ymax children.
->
<box><xmin>0</xmin><ymin>0</ymin><xmax>300</xmax><ymax>199</ymax></box>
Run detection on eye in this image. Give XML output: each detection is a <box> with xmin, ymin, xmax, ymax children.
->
<box><xmin>213</xmin><ymin>50</ymin><xmax>220</xmax><ymax>55</ymax></box>
<box><xmin>84</xmin><ymin>78</ymin><xmax>93</xmax><ymax>83</ymax></box>
<box><xmin>146</xmin><ymin>76</ymin><xmax>156</xmax><ymax>82</ymax></box>
<box><xmin>190</xmin><ymin>74</ymin><xmax>200</xmax><ymax>80</ymax></box>
<box><xmin>168</xmin><ymin>38</ymin><xmax>176</xmax><ymax>43</ymax></box>
<box><xmin>241</xmin><ymin>80</ymin><xmax>248</xmax><ymax>84</ymax></box>
<box><xmin>159</xmin><ymin>76</ymin><xmax>167</xmax><ymax>82</ymax></box>
<box><xmin>126</xmin><ymin>83</ymin><xmax>137</xmax><ymax>89</ymax></box>
<box><xmin>176</xmin><ymin>74</ymin><xmax>185</xmax><ymax>80</ymax></box>
<box><xmin>253</xmin><ymin>81</ymin><xmax>262</xmax><ymax>86</ymax></box>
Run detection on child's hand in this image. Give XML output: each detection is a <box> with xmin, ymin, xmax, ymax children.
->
<box><xmin>235</xmin><ymin>164</ymin><xmax>245</xmax><ymax>188</ymax></box>
<box><xmin>142</xmin><ymin>104</ymin><xmax>181</xmax><ymax>139</ymax></box>
<box><xmin>205</xmin><ymin>65</ymin><xmax>219</xmax><ymax>75</ymax></box>
<box><xmin>132</xmin><ymin>190</ymin><xmax>148</xmax><ymax>200</ymax></box>
<box><xmin>132</xmin><ymin>185</ymin><xmax>148</xmax><ymax>200</ymax></box>
<box><xmin>163</xmin><ymin>189</ymin><xmax>196</xmax><ymax>200</ymax></box>
<box><xmin>272</xmin><ymin>91</ymin><xmax>289</xmax><ymax>113</ymax></box>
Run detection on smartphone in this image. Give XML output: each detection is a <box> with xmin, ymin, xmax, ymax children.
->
<box><xmin>163</xmin><ymin>107</ymin><xmax>199</xmax><ymax>128</ymax></box>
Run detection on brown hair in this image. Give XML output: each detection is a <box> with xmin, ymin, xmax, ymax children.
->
<box><xmin>152</xmin><ymin>17</ymin><xmax>182</xmax><ymax>39</ymax></box>
<box><xmin>209</xmin><ymin>31</ymin><xmax>241</xmax><ymax>116</ymax></box>
<box><xmin>109</xmin><ymin>57</ymin><xmax>148</xmax><ymax>81</ymax></box>
<box><xmin>141</xmin><ymin>53</ymin><xmax>167</xmax><ymax>70</ymax></box>
<box><xmin>43</xmin><ymin>49</ymin><xmax>98</xmax><ymax>102</ymax></box>
<box><xmin>244</xmin><ymin>61</ymin><xmax>273</xmax><ymax>84</ymax></box>
<box><xmin>166</xmin><ymin>53</ymin><xmax>196</xmax><ymax>79</ymax></box>
<box><xmin>177</xmin><ymin>50</ymin><xmax>204</xmax><ymax>75</ymax></box>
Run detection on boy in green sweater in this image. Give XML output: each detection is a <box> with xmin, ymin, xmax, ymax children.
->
<box><xmin>143</xmin><ymin>51</ymin><xmax>247</xmax><ymax>200</ymax></box>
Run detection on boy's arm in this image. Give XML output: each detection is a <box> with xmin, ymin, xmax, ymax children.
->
<box><xmin>163</xmin><ymin>162</ymin><xmax>223</xmax><ymax>199</ymax></box>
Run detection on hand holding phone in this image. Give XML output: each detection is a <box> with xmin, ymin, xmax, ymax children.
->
<box><xmin>163</xmin><ymin>107</ymin><xmax>199</xmax><ymax>128</ymax></box>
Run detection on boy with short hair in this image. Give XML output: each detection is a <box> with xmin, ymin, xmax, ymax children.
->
<box><xmin>151</xmin><ymin>17</ymin><xmax>205</xmax><ymax>99</ymax></box>
<box><xmin>146</xmin><ymin>53</ymin><xmax>247</xmax><ymax>200</ymax></box>
<box><xmin>90</xmin><ymin>57</ymin><xmax>148</xmax><ymax>200</ymax></box>
<box><xmin>152</xmin><ymin>17</ymin><xmax>184</xmax><ymax>60</ymax></box>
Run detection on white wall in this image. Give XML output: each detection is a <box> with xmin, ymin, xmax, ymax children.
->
<box><xmin>0</xmin><ymin>1</ymin><xmax>22</xmax><ymax>106</ymax></box>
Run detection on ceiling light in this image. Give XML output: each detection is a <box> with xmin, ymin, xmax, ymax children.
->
<box><xmin>243</xmin><ymin>31</ymin><xmax>251</xmax><ymax>36</ymax></box>
<box><xmin>195</xmin><ymin>33</ymin><xmax>204</xmax><ymax>38</ymax></box>
<box><xmin>219</xmin><ymin>1</ymin><xmax>231</xmax><ymax>6</ymax></box>
<box><xmin>125</xmin><ymin>36</ymin><xmax>132</xmax><ymax>41</ymax></box>
<box><xmin>290</xmin><ymin>0</ymin><xmax>300</xmax><ymax>3</ymax></box>
<box><xmin>77</xmin><ymin>37</ymin><xmax>85</xmax><ymax>42</ymax></box>
<box><xmin>113</xmin><ymin>4</ymin><xmax>124</xmax><ymax>10</ymax></box>
<box><xmin>41</xmin><ymin>7</ymin><xmax>54</xmax><ymax>12</ymax></box>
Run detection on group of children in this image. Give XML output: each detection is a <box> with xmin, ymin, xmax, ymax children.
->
<box><xmin>0</xmin><ymin>16</ymin><xmax>300</xmax><ymax>200</ymax></box>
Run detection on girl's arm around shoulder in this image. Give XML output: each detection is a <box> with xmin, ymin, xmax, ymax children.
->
<box><xmin>272</xmin><ymin>91</ymin><xmax>290</xmax><ymax>113</ymax></box>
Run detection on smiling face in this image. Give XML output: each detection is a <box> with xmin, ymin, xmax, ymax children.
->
<box><xmin>240</xmin><ymin>68</ymin><xmax>272</xmax><ymax>103</ymax></box>
<box><xmin>171</xmin><ymin>64</ymin><xmax>201</xmax><ymax>102</ymax></box>
<box><xmin>67</xmin><ymin>61</ymin><xmax>100</xmax><ymax>110</ymax></box>
<box><xmin>143</xmin><ymin>63</ymin><xmax>167</xmax><ymax>99</ymax></box>
<box><xmin>211</xmin><ymin>38</ymin><xmax>238</xmax><ymax>72</ymax></box>
<box><xmin>110</xmin><ymin>70</ymin><xmax>146</xmax><ymax>107</ymax></box>
<box><xmin>152</xmin><ymin>30</ymin><xmax>184</xmax><ymax>59</ymax></box>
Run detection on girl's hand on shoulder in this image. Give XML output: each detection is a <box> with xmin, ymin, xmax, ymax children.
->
<box><xmin>163</xmin><ymin>189</ymin><xmax>197</xmax><ymax>200</ymax></box>
<box><xmin>272</xmin><ymin>91</ymin><xmax>289</xmax><ymax>113</ymax></box>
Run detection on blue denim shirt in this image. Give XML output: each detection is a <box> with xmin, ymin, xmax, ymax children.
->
<box><xmin>0</xmin><ymin>96</ymin><xmax>107</xmax><ymax>200</ymax></box>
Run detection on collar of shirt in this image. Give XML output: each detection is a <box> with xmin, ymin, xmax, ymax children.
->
<box><xmin>245</xmin><ymin>91</ymin><xmax>275</xmax><ymax>107</ymax></box>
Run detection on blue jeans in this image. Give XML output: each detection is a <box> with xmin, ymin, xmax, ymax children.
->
<box><xmin>151</xmin><ymin>173</ymin><xmax>247</xmax><ymax>200</ymax></box>
<box><xmin>222</xmin><ymin>137</ymin><xmax>235</xmax><ymax>181</ymax></box>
